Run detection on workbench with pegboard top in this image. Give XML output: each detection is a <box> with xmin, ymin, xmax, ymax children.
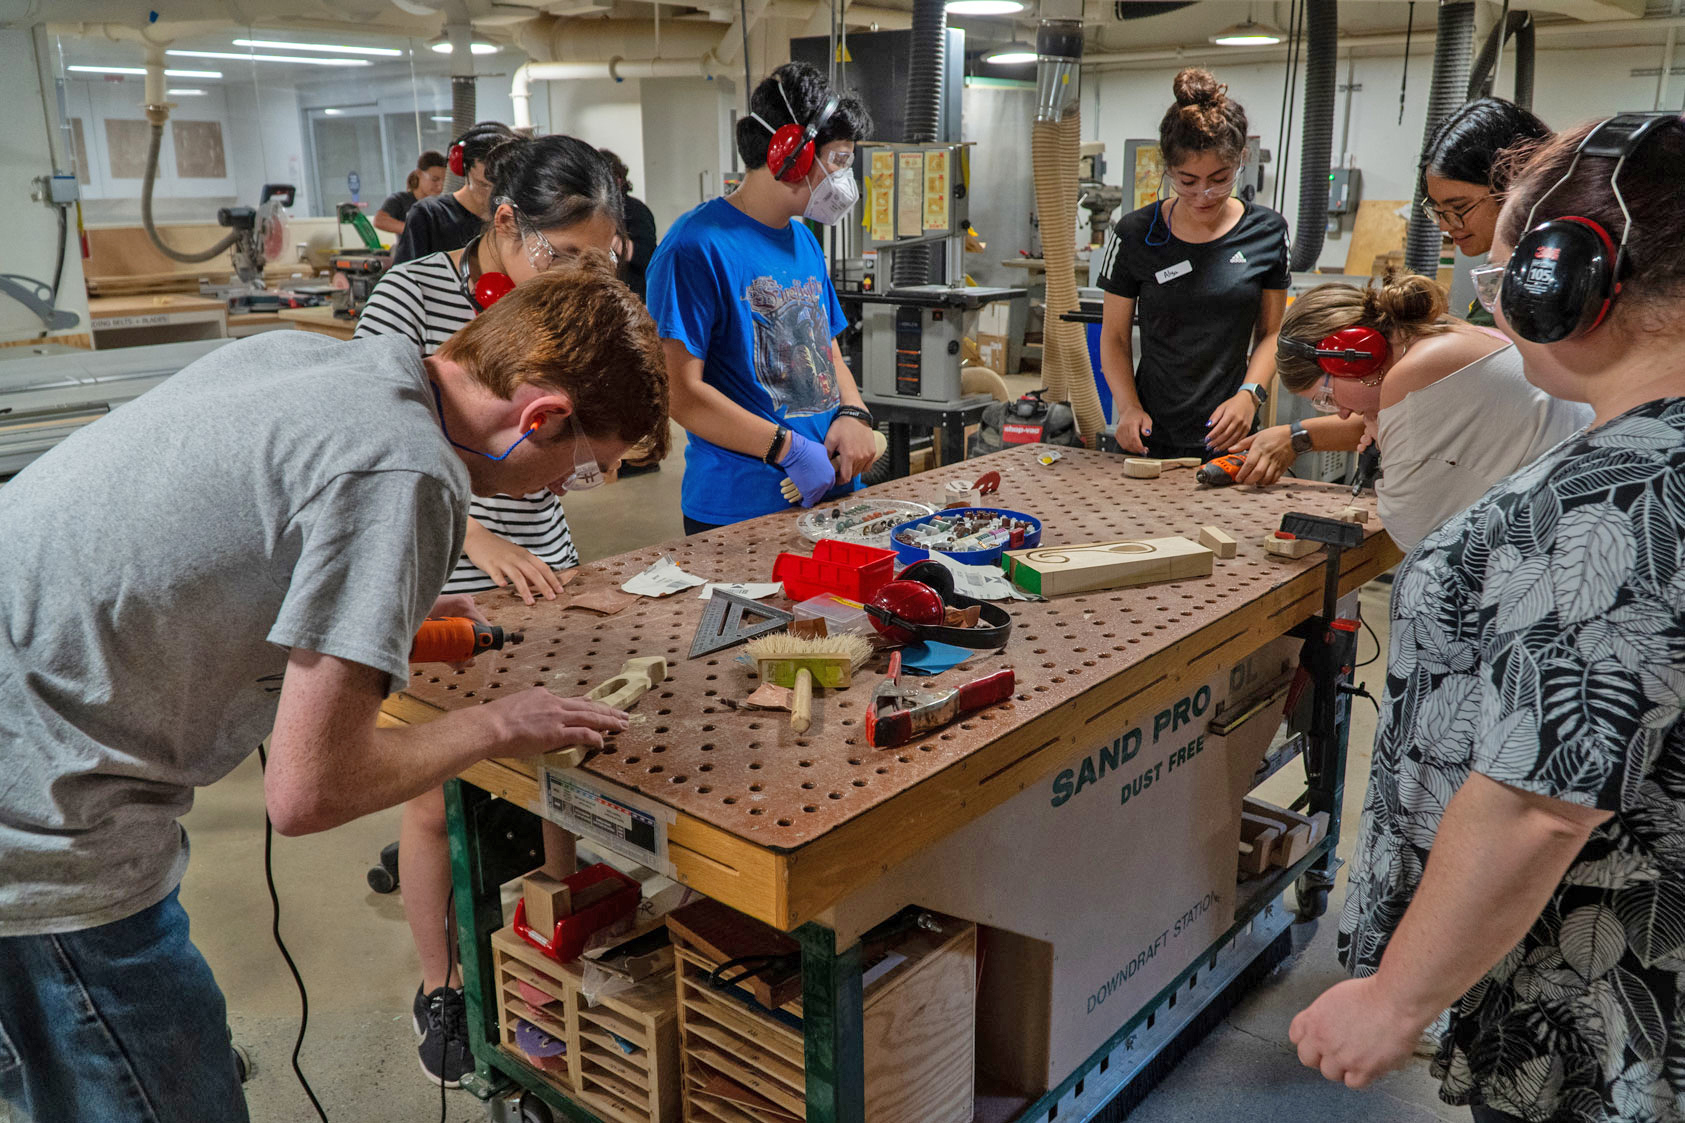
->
<box><xmin>385</xmin><ymin>445</ymin><xmax>1400</xmax><ymax>932</ymax></box>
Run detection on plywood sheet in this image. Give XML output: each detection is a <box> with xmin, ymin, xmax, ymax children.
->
<box><xmin>1343</xmin><ymin>199</ymin><xmax>1410</xmax><ymax>277</ymax></box>
<box><xmin>171</xmin><ymin>119</ymin><xmax>227</xmax><ymax>179</ymax></box>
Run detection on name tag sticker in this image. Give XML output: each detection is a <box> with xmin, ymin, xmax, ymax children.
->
<box><xmin>1155</xmin><ymin>260</ymin><xmax>1194</xmax><ymax>285</ymax></box>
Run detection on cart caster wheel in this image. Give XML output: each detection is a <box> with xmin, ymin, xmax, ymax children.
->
<box><xmin>1295</xmin><ymin>882</ymin><xmax>1330</xmax><ymax>919</ymax></box>
<box><xmin>366</xmin><ymin>841</ymin><xmax>400</xmax><ymax>894</ymax></box>
<box><xmin>518</xmin><ymin>1090</ymin><xmax>554</xmax><ymax>1123</ymax></box>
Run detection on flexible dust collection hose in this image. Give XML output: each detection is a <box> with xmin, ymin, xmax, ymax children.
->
<box><xmin>448</xmin><ymin>74</ymin><xmax>477</xmax><ymax>192</ymax></box>
<box><xmin>893</xmin><ymin>0</ymin><xmax>948</xmax><ymax>288</ymax></box>
<box><xmin>1405</xmin><ymin>0</ymin><xmax>1475</xmax><ymax>275</ymax></box>
<box><xmin>1031</xmin><ymin>110</ymin><xmax>1105</xmax><ymax>443</ymax></box>
<box><xmin>142</xmin><ymin>122</ymin><xmax>240</xmax><ymax>263</ymax></box>
<box><xmin>1290</xmin><ymin>0</ymin><xmax>1337</xmax><ymax>271</ymax></box>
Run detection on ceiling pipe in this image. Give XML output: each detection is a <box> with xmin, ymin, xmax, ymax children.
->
<box><xmin>1080</xmin><ymin>12</ymin><xmax>1685</xmax><ymax>66</ymax></box>
<box><xmin>511</xmin><ymin>55</ymin><xmax>728</xmax><ymax>127</ymax></box>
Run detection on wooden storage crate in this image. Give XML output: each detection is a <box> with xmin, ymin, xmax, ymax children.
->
<box><xmin>491</xmin><ymin>926</ymin><xmax>682</xmax><ymax>1122</ymax></box>
<box><xmin>671</xmin><ymin>911</ymin><xmax>977</xmax><ymax>1123</ymax></box>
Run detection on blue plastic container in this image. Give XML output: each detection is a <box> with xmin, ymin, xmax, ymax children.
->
<box><xmin>889</xmin><ymin>507</ymin><xmax>1043</xmax><ymax>566</ymax></box>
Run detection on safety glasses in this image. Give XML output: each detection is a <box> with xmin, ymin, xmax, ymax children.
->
<box><xmin>1470</xmin><ymin>261</ymin><xmax>1506</xmax><ymax>313</ymax></box>
<box><xmin>1163</xmin><ymin>166</ymin><xmax>1241</xmax><ymax>203</ymax></box>
<box><xmin>1309</xmin><ymin>371</ymin><xmax>1385</xmax><ymax>414</ymax></box>
<box><xmin>819</xmin><ymin>148</ymin><xmax>855</xmax><ymax>174</ymax></box>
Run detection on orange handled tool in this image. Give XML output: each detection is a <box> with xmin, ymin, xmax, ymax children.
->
<box><xmin>409</xmin><ymin>618</ymin><xmax>523</xmax><ymax>664</ymax></box>
<box><xmin>1195</xmin><ymin>452</ymin><xmax>1249</xmax><ymax>487</ymax></box>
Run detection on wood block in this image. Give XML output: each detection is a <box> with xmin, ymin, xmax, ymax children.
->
<box><xmin>523</xmin><ymin>871</ymin><xmax>574</xmax><ymax>938</ymax></box>
<box><xmin>1238</xmin><ymin>815</ymin><xmax>1280</xmax><ymax>877</ymax></box>
<box><xmin>1161</xmin><ymin>457</ymin><xmax>1202</xmax><ymax>470</ymax></box>
<box><xmin>789</xmin><ymin>617</ymin><xmax>828</xmax><ymax>640</ymax></box>
<box><xmin>1338</xmin><ymin>505</ymin><xmax>1371</xmax><ymax>525</ymax></box>
<box><xmin>1122</xmin><ymin>457</ymin><xmax>1162</xmax><ymax>479</ymax></box>
<box><xmin>1262</xmin><ymin>533</ymin><xmax>1321</xmax><ymax>559</ymax></box>
<box><xmin>585</xmin><ymin>656</ymin><xmax>668</xmax><ymax>711</ymax></box>
<box><xmin>1273</xmin><ymin>823</ymin><xmax>1314</xmax><ymax>867</ymax></box>
<box><xmin>1198</xmin><ymin>525</ymin><xmax>1237</xmax><ymax>559</ymax></box>
<box><xmin>1003</xmin><ymin>536</ymin><xmax>1214</xmax><ymax>597</ymax></box>
<box><xmin>1243</xmin><ymin>795</ymin><xmax>1317</xmax><ymax>834</ymax></box>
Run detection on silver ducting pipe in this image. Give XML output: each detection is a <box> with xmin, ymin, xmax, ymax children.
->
<box><xmin>448</xmin><ymin>25</ymin><xmax>475</xmax><ymax>188</ymax></box>
<box><xmin>1405</xmin><ymin>0</ymin><xmax>1475</xmax><ymax>276</ymax></box>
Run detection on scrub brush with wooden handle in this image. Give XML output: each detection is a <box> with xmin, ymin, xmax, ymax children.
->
<box><xmin>744</xmin><ymin>631</ymin><xmax>874</xmax><ymax>733</ymax></box>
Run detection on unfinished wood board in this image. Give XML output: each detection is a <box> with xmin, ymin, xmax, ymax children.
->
<box><xmin>1003</xmin><ymin>536</ymin><xmax>1214</xmax><ymax>597</ymax></box>
<box><xmin>1343</xmin><ymin>199</ymin><xmax>1410</xmax><ymax>276</ymax></box>
<box><xmin>1122</xmin><ymin>457</ymin><xmax>1161</xmax><ymax>479</ymax></box>
<box><xmin>396</xmin><ymin>445</ymin><xmax>1395</xmax><ymax>856</ymax></box>
<box><xmin>1198</xmin><ymin>525</ymin><xmax>1237</xmax><ymax>559</ymax></box>
<box><xmin>587</xmin><ymin>657</ymin><xmax>669</xmax><ymax>710</ymax></box>
<box><xmin>1262</xmin><ymin>534</ymin><xmax>1320</xmax><ymax>559</ymax></box>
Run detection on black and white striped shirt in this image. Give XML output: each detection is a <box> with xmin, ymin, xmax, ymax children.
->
<box><xmin>354</xmin><ymin>252</ymin><xmax>578</xmax><ymax>593</ymax></box>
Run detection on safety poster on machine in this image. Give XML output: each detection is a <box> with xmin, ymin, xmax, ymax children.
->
<box><xmin>870</xmin><ymin>150</ymin><xmax>896</xmax><ymax>243</ymax></box>
<box><xmin>540</xmin><ymin>766</ymin><xmax>675</xmax><ymax>876</ymax></box>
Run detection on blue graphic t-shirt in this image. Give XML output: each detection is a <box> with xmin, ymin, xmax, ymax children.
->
<box><xmin>646</xmin><ymin>197</ymin><xmax>852</xmax><ymax>525</ymax></box>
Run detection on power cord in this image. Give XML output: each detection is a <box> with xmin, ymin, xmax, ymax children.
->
<box><xmin>255</xmin><ymin>745</ymin><xmax>330</xmax><ymax>1123</ymax></box>
<box><xmin>441</xmin><ymin>887</ymin><xmax>453</xmax><ymax>1123</ymax></box>
<box><xmin>1356</xmin><ymin>614</ymin><xmax>1382</xmax><ymax>669</ymax></box>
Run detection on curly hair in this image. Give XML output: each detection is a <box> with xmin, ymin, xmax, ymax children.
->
<box><xmin>1159</xmin><ymin>68</ymin><xmax>1249</xmax><ymax>166</ymax></box>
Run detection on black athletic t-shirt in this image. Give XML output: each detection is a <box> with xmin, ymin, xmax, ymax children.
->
<box><xmin>1097</xmin><ymin>200</ymin><xmax>1290</xmax><ymax>451</ymax></box>
<box><xmin>378</xmin><ymin>190</ymin><xmax>417</xmax><ymax>223</ymax></box>
<box><xmin>621</xmin><ymin>194</ymin><xmax>659</xmax><ymax>302</ymax></box>
<box><xmin>391</xmin><ymin>192</ymin><xmax>483</xmax><ymax>265</ymax></box>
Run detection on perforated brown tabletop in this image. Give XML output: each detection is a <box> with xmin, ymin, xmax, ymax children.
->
<box><xmin>385</xmin><ymin>446</ymin><xmax>1401</xmax><ymax>929</ymax></box>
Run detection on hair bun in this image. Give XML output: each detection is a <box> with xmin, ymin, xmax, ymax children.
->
<box><xmin>1370</xmin><ymin>269</ymin><xmax>1448</xmax><ymax>326</ymax></box>
<box><xmin>1172</xmin><ymin>67</ymin><xmax>1226</xmax><ymax>108</ymax></box>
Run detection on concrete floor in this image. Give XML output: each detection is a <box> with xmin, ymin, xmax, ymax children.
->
<box><xmin>161</xmin><ymin>424</ymin><xmax>1462</xmax><ymax>1123</ymax></box>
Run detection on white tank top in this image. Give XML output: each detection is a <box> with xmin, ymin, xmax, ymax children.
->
<box><xmin>1374</xmin><ymin>344</ymin><xmax>1593</xmax><ymax>551</ymax></box>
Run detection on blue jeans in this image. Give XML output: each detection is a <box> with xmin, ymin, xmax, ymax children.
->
<box><xmin>0</xmin><ymin>887</ymin><xmax>248</xmax><ymax>1123</ymax></box>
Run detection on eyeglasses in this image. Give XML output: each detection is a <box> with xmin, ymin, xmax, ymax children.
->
<box><xmin>1470</xmin><ymin>261</ymin><xmax>1506</xmax><ymax>313</ymax></box>
<box><xmin>432</xmin><ymin>382</ymin><xmax>605</xmax><ymax>490</ymax></box>
<box><xmin>819</xmin><ymin>148</ymin><xmax>854</xmax><ymax>174</ymax></box>
<box><xmin>1420</xmin><ymin>195</ymin><xmax>1490</xmax><ymax>231</ymax></box>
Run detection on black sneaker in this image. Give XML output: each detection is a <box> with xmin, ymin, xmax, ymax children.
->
<box><xmin>417</xmin><ymin>985</ymin><xmax>471</xmax><ymax>1088</ymax></box>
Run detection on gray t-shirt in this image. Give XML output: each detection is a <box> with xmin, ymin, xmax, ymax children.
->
<box><xmin>0</xmin><ymin>331</ymin><xmax>470</xmax><ymax>936</ymax></box>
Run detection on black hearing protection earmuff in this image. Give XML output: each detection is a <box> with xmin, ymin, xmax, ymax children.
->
<box><xmin>1501</xmin><ymin>111</ymin><xmax>1678</xmax><ymax>344</ymax></box>
<box><xmin>1279</xmin><ymin>326</ymin><xmax>1391</xmax><ymax>379</ymax></box>
<box><xmin>753</xmin><ymin>78</ymin><xmax>841</xmax><ymax>184</ymax></box>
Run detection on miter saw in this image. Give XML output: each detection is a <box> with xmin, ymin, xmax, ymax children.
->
<box><xmin>198</xmin><ymin>184</ymin><xmax>298</xmax><ymax>311</ymax></box>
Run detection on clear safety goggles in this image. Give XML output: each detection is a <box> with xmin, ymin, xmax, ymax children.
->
<box><xmin>1470</xmin><ymin>261</ymin><xmax>1506</xmax><ymax>313</ymax></box>
<box><xmin>1163</xmin><ymin>165</ymin><xmax>1241</xmax><ymax>203</ymax></box>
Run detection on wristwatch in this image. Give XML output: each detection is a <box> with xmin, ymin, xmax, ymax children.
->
<box><xmin>1289</xmin><ymin>419</ymin><xmax>1315</xmax><ymax>455</ymax></box>
<box><xmin>1240</xmin><ymin>382</ymin><xmax>1268</xmax><ymax>408</ymax></box>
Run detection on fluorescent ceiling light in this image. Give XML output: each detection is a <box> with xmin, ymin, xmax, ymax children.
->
<box><xmin>429</xmin><ymin>42</ymin><xmax>498</xmax><ymax>55</ymax></box>
<box><xmin>232</xmin><ymin>38</ymin><xmax>403</xmax><ymax>57</ymax></box>
<box><xmin>430</xmin><ymin>115</ymin><xmax>453</xmax><ymax>122</ymax></box>
<box><xmin>68</xmin><ymin>65</ymin><xmax>224</xmax><ymax>78</ymax></box>
<box><xmin>946</xmin><ymin>0</ymin><xmax>1024</xmax><ymax>13</ymax></box>
<box><xmin>1210</xmin><ymin>19</ymin><xmax>1284</xmax><ymax>45</ymax></box>
<box><xmin>167</xmin><ymin>88</ymin><xmax>207</xmax><ymax>96</ymax></box>
<box><xmin>323</xmin><ymin>108</ymin><xmax>344</xmax><ymax>115</ymax></box>
<box><xmin>166</xmin><ymin>49</ymin><xmax>370</xmax><ymax>67</ymax></box>
<box><xmin>984</xmin><ymin>43</ymin><xmax>1037</xmax><ymax>64</ymax></box>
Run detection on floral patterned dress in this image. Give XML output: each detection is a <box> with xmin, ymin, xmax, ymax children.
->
<box><xmin>1339</xmin><ymin>398</ymin><xmax>1685</xmax><ymax>1122</ymax></box>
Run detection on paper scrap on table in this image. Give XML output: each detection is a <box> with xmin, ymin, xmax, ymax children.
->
<box><xmin>924</xmin><ymin>549</ymin><xmax>1029</xmax><ymax>601</ymax></box>
<box><xmin>697</xmin><ymin>582</ymin><xmax>783</xmax><ymax>601</ymax></box>
<box><xmin>621</xmin><ymin>555</ymin><xmax>707</xmax><ymax>597</ymax></box>
<box><xmin>900</xmin><ymin>640</ymin><xmax>974</xmax><ymax>676</ymax></box>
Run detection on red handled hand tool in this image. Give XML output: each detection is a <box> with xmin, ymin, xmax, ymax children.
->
<box><xmin>866</xmin><ymin>651</ymin><xmax>1017</xmax><ymax>748</ymax></box>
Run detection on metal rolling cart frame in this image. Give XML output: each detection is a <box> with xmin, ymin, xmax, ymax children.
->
<box><xmin>399</xmin><ymin>448</ymin><xmax>1401</xmax><ymax>1123</ymax></box>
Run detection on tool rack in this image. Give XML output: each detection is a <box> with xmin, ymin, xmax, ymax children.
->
<box><xmin>382</xmin><ymin>445</ymin><xmax>1401</xmax><ymax>1123</ymax></box>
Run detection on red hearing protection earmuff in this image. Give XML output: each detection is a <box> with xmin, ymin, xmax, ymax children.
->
<box><xmin>757</xmin><ymin>80</ymin><xmax>841</xmax><ymax>184</ymax></box>
<box><xmin>1500</xmin><ymin>112</ymin><xmax>1676</xmax><ymax>344</ymax></box>
<box><xmin>473</xmin><ymin>271</ymin><xmax>515</xmax><ymax>309</ymax></box>
<box><xmin>448</xmin><ymin>141</ymin><xmax>465</xmax><ymax>178</ymax></box>
<box><xmin>1280</xmin><ymin>325</ymin><xmax>1390</xmax><ymax>378</ymax></box>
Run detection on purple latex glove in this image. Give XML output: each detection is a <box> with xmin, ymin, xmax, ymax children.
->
<box><xmin>780</xmin><ymin>431</ymin><xmax>836</xmax><ymax>508</ymax></box>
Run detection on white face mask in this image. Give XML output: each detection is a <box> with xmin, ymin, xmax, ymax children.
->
<box><xmin>803</xmin><ymin>166</ymin><xmax>859</xmax><ymax>226</ymax></box>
